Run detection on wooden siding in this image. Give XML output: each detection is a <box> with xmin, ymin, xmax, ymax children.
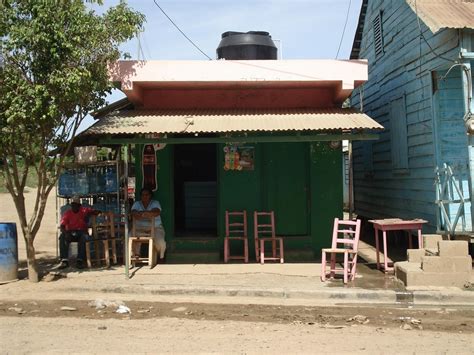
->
<box><xmin>433</xmin><ymin>68</ymin><xmax>472</xmax><ymax>231</ymax></box>
<box><xmin>350</xmin><ymin>0</ymin><xmax>463</xmax><ymax>232</ymax></box>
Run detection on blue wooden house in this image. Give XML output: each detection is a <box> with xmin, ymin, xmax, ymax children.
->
<box><xmin>350</xmin><ymin>0</ymin><xmax>474</xmax><ymax>235</ymax></box>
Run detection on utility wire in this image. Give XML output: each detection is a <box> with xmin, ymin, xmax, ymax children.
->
<box><xmin>137</xmin><ymin>31</ymin><xmax>146</xmax><ymax>60</ymax></box>
<box><xmin>414</xmin><ymin>0</ymin><xmax>454</xmax><ymax>63</ymax></box>
<box><xmin>152</xmin><ymin>0</ymin><xmax>212</xmax><ymax>60</ymax></box>
<box><xmin>142</xmin><ymin>33</ymin><xmax>153</xmax><ymax>60</ymax></box>
<box><xmin>336</xmin><ymin>0</ymin><xmax>352</xmax><ymax>59</ymax></box>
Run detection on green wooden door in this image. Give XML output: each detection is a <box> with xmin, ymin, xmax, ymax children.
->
<box><xmin>262</xmin><ymin>143</ymin><xmax>309</xmax><ymax>235</ymax></box>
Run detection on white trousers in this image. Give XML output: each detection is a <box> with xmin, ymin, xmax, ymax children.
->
<box><xmin>133</xmin><ymin>225</ymin><xmax>166</xmax><ymax>259</ymax></box>
<box><xmin>153</xmin><ymin>225</ymin><xmax>166</xmax><ymax>259</ymax></box>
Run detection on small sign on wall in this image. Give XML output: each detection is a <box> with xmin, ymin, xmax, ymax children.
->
<box><xmin>142</xmin><ymin>144</ymin><xmax>157</xmax><ymax>191</ymax></box>
<box><xmin>223</xmin><ymin>144</ymin><xmax>254</xmax><ymax>171</ymax></box>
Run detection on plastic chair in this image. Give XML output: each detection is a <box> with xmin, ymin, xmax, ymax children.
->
<box><xmin>86</xmin><ymin>212</ymin><xmax>117</xmax><ymax>268</ymax></box>
<box><xmin>254</xmin><ymin>211</ymin><xmax>284</xmax><ymax>264</ymax></box>
<box><xmin>128</xmin><ymin>215</ymin><xmax>157</xmax><ymax>268</ymax></box>
<box><xmin>321</xmin><ymin>218</ymin><xmax>362</xmax><ymax>284</ymax></box>
<box><xmin>224</xmin><ymin>210</ymin><xmax>249</xmax><ymax>263</ymax></box>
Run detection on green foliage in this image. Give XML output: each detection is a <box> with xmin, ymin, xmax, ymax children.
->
<box><xmin>0</xmin><ymin>0</ymin><xmax>144</xmax><ymax>275</ymax></box>
<box><xmin>0</xmin><ymin>158</ymin><xmax>38</xmax><ymax>193</ymax></box>
<box><xmin>1</xmin><ymin>1</ymin><xmax>144</xmax><ymax>161</ymax></box>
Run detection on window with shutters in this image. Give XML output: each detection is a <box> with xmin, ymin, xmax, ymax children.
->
<box><xmin>390</xmin><ymin>96</ymin><xmax>409</xmax><ymax>171</ymax></box>
<box><xmin>373</xmin><ymin>11</ymin><xmax>384</xmax><ymax>59</ymax></box>
<box><xmin>344</xmin><ymin>152</ymin><xmax>350</xmax><ymax>184</ymax></box>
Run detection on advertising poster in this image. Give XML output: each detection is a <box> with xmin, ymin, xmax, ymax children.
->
<box><xmin>142</xmin><ymin>144</ymin><xmax>157</xmax><ymax>191</ymax></box>
<box><xmin>223</xmin><ymin>144</ymin><xmax>254</xmax><ymax>171</ymax></box>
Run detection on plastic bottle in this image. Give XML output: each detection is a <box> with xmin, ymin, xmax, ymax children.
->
<box><xmin>105</xmin><ymin>166</ymin><xmax>117</xmax><ymax>192</ymax></box>
<box><xmin>75</xmin><ymin>168</ymin><xmax>88</xmax><ymax>195</ymax></box>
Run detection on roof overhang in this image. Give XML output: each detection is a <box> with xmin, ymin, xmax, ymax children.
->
<box><xmin>406</xmin><ymin>0</ymin><xmax>474</xmax><ymax>34</ymax></box>
<box><xmin>351</xmin><ymin>0</ymin><xmax>474</xmax><ymax>59</ymax></box>
<box><xmin>109</xmin><ymin>59</ymin><xmax>368</xmax><ymax>107</ymax></box>
<box><xmin>79</xmin><ymin>108</ymin><xmax>383</xmax><ymax>145</ymax></box>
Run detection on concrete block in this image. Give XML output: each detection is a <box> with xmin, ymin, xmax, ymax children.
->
<box><xmin>407</xmin><ymin>248</ymin><xmax>425</xmax><ymax>263</ymax></box>
<box><xmin>395</xmin><ymin>261</ymin><xmax>472</xmax><ymax>288</ymax></box>
<box><xmin>421</xmin><ymin>255</ymin><xmax>472</xmax><ymax>273</ymax></box>
<box><xmin>395</xmin><ymin>261</ymin><xmax>422</xmax><ymax>285</ymax></box>
<box><xmin>395</xmin><ymin>262</ymin><xmax>471</xmax><ymax>287</ymax></box>
<box><xmin>438</xmin><ymin>240</ymin><xmax>469</xmax><ymax>257</ymax></box>
<box><xmin>423</xmin><ymin>234</ymin><xmax>443</xmax><ymax>249</ymax></box>
<box><xmin>425</xmin><ymin>248</ymin><xmax>438</xmax><ymax>256</ymax></box>
<box><xmin>411</xmin><ymin>272</ymin><xmax>471</xmax><ymax>288</ymax></box>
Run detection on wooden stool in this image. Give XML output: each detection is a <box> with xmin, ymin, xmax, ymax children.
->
<box><xmin>86</xmin><ymin>212</ymin><xmax>117</xmax><ymax>268</ymax></box>
<box><xmin>129</xmin><ymin>216</ymin><xmax>157</xmax><ymax>268</ymax></box>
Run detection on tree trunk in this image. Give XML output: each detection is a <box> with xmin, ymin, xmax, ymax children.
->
<box><xmin>25</xmin><ymin>235</ymin><xmax>39</xmax><ymax>283</ymax></box>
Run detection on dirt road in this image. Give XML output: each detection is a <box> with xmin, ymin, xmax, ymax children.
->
<box><xmin>1</xmin><ymin>300</ymin><xmax>473</xmax><ymax>354</ymax></box>
<box><xmin>1</xmin><ymin>192</ymin><xmax>473</xmax><ymax>354</ymax></box>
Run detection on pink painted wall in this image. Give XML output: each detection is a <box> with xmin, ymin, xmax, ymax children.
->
<box><xmin>142</xmin><ymin>87</ymin><xmax>337</xmax><ymax>109</ymax></box>
<box><xmin>109</xmin><ymin>60</ymin><xmax>368</xmax><ymax>109</ymax></box>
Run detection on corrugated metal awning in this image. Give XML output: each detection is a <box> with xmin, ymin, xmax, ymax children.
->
<box><xmin>83</xmin><ymin>108</ymin><xmax>383</xmax><ymax>135</ymax></box>
<box><xmin>407</xmin><ymin>0</ymin><xmax>474</xmax><ymax>33</ymax></box>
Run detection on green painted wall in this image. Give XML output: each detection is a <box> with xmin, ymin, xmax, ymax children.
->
<box><xmin>309</xmin><ymin>142</ymin><xmax>343</xmax><ymax>253</ymax></box>
<box><xmin>135</xmin><ymin>144</ymin><xmax>174</xmax><ymax>244</ymax></box>
<box><xmin>262</xmin><ymin>143</ymin><xmax>309</xmax><ymax>235</ymax></box>
<box><xmin>133</xmin><ymin>141</ymin><xmax>343</xmax><ymax>259</ymax></box>
<box><xmin>218</xmin><ymin>143</ymin><xmax>262</xmax><ymax>258</ymax></box>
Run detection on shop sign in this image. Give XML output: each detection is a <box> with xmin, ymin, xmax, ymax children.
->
<box><xmin>144</xmin><ymin>133</ymin><xmax>167</xmax><ymax>150</ymax></box>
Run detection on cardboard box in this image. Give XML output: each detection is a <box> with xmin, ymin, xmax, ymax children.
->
<box><xmin>74</xmin><ymin>146</ymin><xmax>97</xmax><ymax>163</ymax></box>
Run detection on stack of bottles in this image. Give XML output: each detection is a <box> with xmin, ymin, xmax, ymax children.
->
<box><xmin>92</xmin><ymin>197</ymin><xmax>120</xmax><ymax>224</ymax></box>
<box><xmin>75</xmin><ymin>168</ymin><xmax>88</xmax><ymax>195</ymax></box>
<box><xmin>105</xmin><ymin>167</ymin><xmax>118</xmax><ymax>192</ymax></box>
<box><xmin>88</xmin><ymin>167</ymin><xmax>106</xmax><ymax>194</ymax></box>
<box><xmin>58</xmin><ymin>171</ymin><xmax>75</xmax><ymax>196</ymax></box>
<box><xmin>58</xmin><ymin>165</ymin><xmax>117</xmax><ymax>196</ymax></box>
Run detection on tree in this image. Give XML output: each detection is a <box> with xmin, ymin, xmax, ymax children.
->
<box><xmin>0</xmin><ymin>0</ymin><xmax>145</xmax><ymax>282</ymax></box>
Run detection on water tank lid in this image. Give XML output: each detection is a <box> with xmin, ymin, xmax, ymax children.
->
<box><xmin>221</xmin><ymin>31</ymin><xmax>270</xmax><ymax>38</ymax></box>
<box><xmin>218</xmin><ymin>31</ymin><xmax>276</xmax><ymax>49</ymax></box>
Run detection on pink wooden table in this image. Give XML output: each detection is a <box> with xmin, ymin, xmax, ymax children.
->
<box><xmin>369</xmin><ymin>218</ymin><xmax>428</xmax><ymax>273</ymax></box>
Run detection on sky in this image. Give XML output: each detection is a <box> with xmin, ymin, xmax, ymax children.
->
<box><xmin>81</xmin><ymin>0</ymin><xmax>363</xmax><ymax>131</ymax></box>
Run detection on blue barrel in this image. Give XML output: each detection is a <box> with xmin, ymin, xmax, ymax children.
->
<box><xmin>0</xmin><ymin>223</ymin><xmax>18</xmax><ymax>283</ymax></box>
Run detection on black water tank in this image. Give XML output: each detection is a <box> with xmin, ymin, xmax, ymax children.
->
<box><xmin>217</xmin><ymin>31</ymin><xmax>277</xmax><ymax>60</ymax></box>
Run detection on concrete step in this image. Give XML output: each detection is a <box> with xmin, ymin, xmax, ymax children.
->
<box><xmin>394</xmin><ymin>261</ymin><xmax>423</xmax><ymax>286</ymax></box>
<box><xmin>425</xmin><ymin>248</ymin><xmax>438</xmax><ymax>256</ymax></box>
<box><xmin>284</xmin><ymin>250</ymin><xmax>316</xmax><ymax>262</ymax></box>
<box><xmin>395</xmin><ymin>261</ymin><xmax>472</xmax><ymax>287</ymax></box>
<box><xmin>421</xmin><ymin>255</ymin><xmax>472</xmax><ymax>273</ymax></box>
<box><xmin>166</xmin><ymin>249</ymin><xmax>316</xmax><ymax>264</ymax></box>
<box><xmin>166</xmin><ymin>251</ymin><xmax>221</xmax><ymax>264</ymax></box>
<box><xmin>407</xmin><ymin>248</ymin><xmax>425</xmax><ymax>263</ymax></box>
<box><xmin>439</xmin><ymin>240</ymin><xmax>469</xmax><ymax>257</ymax></box>
<box><xmin>423</xmin><ymin>234</ymin><xmax>443</xmax><ymax>249</ymax></box>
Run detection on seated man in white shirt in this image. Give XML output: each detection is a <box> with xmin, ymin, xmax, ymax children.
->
<box><xmin>131</xmin><ymin>187</ymin><xmax>166</xmax><ymax>262</ymax></box>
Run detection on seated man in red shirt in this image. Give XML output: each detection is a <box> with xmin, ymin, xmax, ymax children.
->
<box><xmin>56</xmin><ymin>196</ymin><xmax>100</xmax><ymax>269</ymax></box>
